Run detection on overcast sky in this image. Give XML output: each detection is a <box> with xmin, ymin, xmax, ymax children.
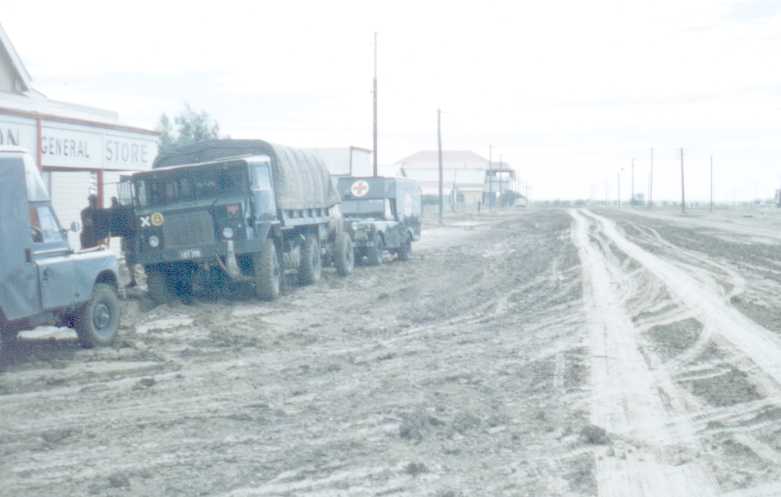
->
<box><xmin>5</xmin><ymin>0</ymin><xmax>781</xmax><ymax>200</ymax></box>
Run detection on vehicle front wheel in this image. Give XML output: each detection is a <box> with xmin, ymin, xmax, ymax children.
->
<box><xmin>0</xmin><ymin>328</ymin><xmax>17</xmax><ymax>351</ymax></box>
<box><xmin>254</xmin><ymin>239</ymin><xmax>281</xmax><ymax>301</ymax></box>
<box><xmin>76</xmin><ymin>283</ymin><xmax>121</xmax><ymax>348</ymax></box>
<box><xmin>398</xmin><ymin>235</ymin><xmax>412</xmax><ymax>261</ymax></box>
<box><xmin>299</xmin><ymin>234</ymin><xmax>322</xmax><ymax>285</ymax></box>
<box><xmin>146</xmin><ymin>268</ymin><xmax>173</xmax><ymax>305</ymax></box>
<box><xmin>366</xmin><ymin>235</ymin><xmax>385</xmax><ymax>266</ymax></box>
<box><xmin>334</xmin><ymin>231</ymin><xmax>354</xmax><ymax>277</ymax></box>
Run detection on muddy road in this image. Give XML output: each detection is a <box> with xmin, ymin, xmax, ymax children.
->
<box><xmin>2</xmin><ymin>208</ymin><xmax>781</xmax><ymax>496</ymax></box>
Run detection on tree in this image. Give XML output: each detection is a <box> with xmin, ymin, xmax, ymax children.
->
<box><xmin>156</xmin><ymin>103</ymin><xmax>221</xmax><ymax>155</ymax></box>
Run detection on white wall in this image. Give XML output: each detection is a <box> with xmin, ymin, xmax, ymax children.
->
<box><xmin>49</xmin><ymin>171</ymin><xmax>94</xmax><ymax>249</ymax></box>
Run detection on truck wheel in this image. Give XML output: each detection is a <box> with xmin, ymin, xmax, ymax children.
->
<box><xmin>366</xmin><ymin>235</ymin><xmax>385</xmax><ymax>266</ymax></box>
<box><xmin>299</xmin><ymin>234</ymin><xmax>322</xmax><ymax>285</ymax></box>
<box><xmin>254</xmin><ymin>239</ymin><xmax>281</xmax><ymax>301</ymax></box>
<box><xmin>334</xmin><ymin>231</ymin><xmax>354</xmax><ymax>277</ymax></box>
<box><xmin>76</xmin><ymin>284</ymin><xmax>121</xmax><ymax>348</ymax></box>
<box><xmin>398</xmin><ymin>235</ymin><xmax>413</xmax><ymax>261</ymax></box>
<box><xmin>173</xmin><ymin>267</ymin><xmax>194</xmax><ymax>302</ymax></box>
<box><xmin>1</xmin><ymin>329</ymin><xmax>17</xmax><ymax>350</ymax></box>
<box><xmin>147</xmin><ymin>269</ymin><xmax>173</xmax><ymax>305</ymax></box>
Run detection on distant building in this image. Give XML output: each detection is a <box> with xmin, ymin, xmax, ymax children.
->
<box><xmin>0</xmin><ymin>23</ymin><xmax>157</xmax><ymax>247</ymax></box>
<box><xmin>396</xmin><ymin>150</ymin><xmax>521</xmax><ymax>208</ymax></box>
<box><xmin>395</xmin><ymin>150</ymin><xmax>491</xmax><ymax>207</ymax></box>
<box><xmin>307</xmin><ymin>146</ymin><xmax>372</xmax><ymax>177</ymax></box>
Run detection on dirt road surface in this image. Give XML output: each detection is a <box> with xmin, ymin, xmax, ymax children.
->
<box><xmin>2</xmin><ymin>208</ymin><xmax>781</xmax><ymax>496</ymax></box>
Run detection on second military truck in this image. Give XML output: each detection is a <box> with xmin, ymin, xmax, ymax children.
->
<box><xmin>124</xmin><ymin>139</ymin><xmax>354</xmax><ymax>303</ymax></box>
<box><xmin>337</xmin><ymin>176</ymin><xmax>421</xmax><ymax>265</ymax></box>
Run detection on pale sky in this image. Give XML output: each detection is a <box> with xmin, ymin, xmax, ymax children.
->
<box><xmin>5</xmin><ymin>0</ymin><xmax>781</xmax><ymax>200</ymax></box>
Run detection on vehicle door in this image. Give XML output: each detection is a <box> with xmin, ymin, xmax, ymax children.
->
<box><xmin>30</xmin><ymin>203</ymin><xmax>78</xmax><ymax>311</ymax></box>
<box><xmin>250</xmin><ymin>160</ymin><xmax>277</xmax><ymax>226</ymax></box>
<box><xmin>382</xmin><ymin>199</ymin><xmax>403</xmax><ymax>248</ymax></box>
<box><xmin>0</xmin><ymin>159</ymin><xmax>40</xmax><ymax>320</ymax></box>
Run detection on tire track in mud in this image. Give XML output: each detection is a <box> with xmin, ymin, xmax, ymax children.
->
<box><xmin>586</xmin><ymin>210</ymin><xmax>781</xmax><ymax>387</ymax></box>
<box><xmin>583</xmin><ymin>209</ymin><xmax>781</xmax><ymax>495</ymax></box>
<box><xmin>571</xmin><ymin>209</ymin><xmax>717</xmax><ymax>497</ymax></box>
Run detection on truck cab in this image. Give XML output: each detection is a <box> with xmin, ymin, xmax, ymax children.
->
<box><xmin>0</xmin><ymin>148</ymin><xmax>121</xmax><ymax>349</ymax></box>
<box><xmin>337</xmin><ymin>176</ymin><xmax>422</xmax><ymax>265</ymax></box>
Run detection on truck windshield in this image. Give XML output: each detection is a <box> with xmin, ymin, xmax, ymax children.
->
<box><xmin>342</xmin><ymin>199</ymin><xmax>387</xmax><ymax>218</ymax></box>
<box><xmin>135</xmin><ymin>166</ymin><xmax>246</xmax><ymax>207</ymax></box>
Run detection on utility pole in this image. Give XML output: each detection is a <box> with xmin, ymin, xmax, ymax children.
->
<box><xmin>617</xmin><ymin>170</ymin><xmax>621</xmax><ymax>208</ymax></box>
<box><xmin>648</xmin><ymin>148</ymin><xmax>654</xmax><ymax>208</ymax></box>
<box><xmin>488</xmin><ymin>144</ymin><xmax>493</xmax><ymax>209</ymax></box>
<box><xmin>710</xmin><ymin>155</ymin><xmax>714</xmax><ymax>213</ymax></box>
<box><xmin>680</xmin><ymin>148</ymin><xmax>686</xmax><ymax>214</ymax></box>
<box><xmin>631</xmin><ymin>158</ymin><xmax>635</xmax><ymax>206</ymax></box>
<box><xmin>372</xmin><ymin>32</ymin><xmax>378</xmax><ymax>177</ymax></box>
<box><xmin>437</xmin><ymin>109</ymin><xmax>443</xmax><ymax>225</ymax></box>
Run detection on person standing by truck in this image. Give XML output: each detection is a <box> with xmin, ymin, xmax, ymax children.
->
<box><xmin>109</xmin><ymin>196</ymin><xmax>138</xmax><ymax>287</ymax></box>
<box><xmin>80</xmin><ymin>194</ymin><xmax>99</xmax><ymax>249</ymax></box>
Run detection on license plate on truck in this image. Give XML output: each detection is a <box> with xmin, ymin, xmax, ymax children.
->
<box><xmin>179</xmin><ymin>248</ymin><xmax>202</xmax><ymax>259</ymax></box>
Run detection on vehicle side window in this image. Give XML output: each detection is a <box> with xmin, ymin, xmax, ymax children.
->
<box><xmin>253</xmin><ymin>165</ymin><xmax>272</xmax><ymax>190</ymax></box>
<box><xmin>31</xmin><ymin>205</ymin><xmax>64</xmax><ymax>244</ymax></box>
<box><xmin>384</xmin><ymin>199</ymin><xmax>393</xmax><ymax>220</ymax></box>
<box><xmin>30</xmin><ymin>207</ymin><xmax>42</xmax><ymax>243</ymax></box>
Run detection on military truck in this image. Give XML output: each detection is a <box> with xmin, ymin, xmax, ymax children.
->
<box><xmin>336</xmin><ymin>176</ymin><xmax>421</xmax><ymax>265</ymax></box>
<box><xmin>124</xmin><ymin>139</ymin><xmax>354</xmax><ymax>303</ymax></box>
<box><xmin>0</xmin><ymin>148</ymin><xmax>121</xmax><ymax>349</ymax></box>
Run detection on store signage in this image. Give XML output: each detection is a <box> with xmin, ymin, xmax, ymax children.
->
<box><xmin>0</xmin><ymin>113</ymin><xmax>157</xmax><ymax>171</ymax></box>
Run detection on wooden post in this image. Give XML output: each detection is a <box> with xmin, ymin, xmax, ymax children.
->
<box><xmin>710</xmin><ymin>155</ymin><xmax>714</xmax><ymax>213</ymax></box>
<box><xmin>372</xmin><ymin>32</ymin><xmax>378</xmax><ymax>177</ymax></box>
<box><xmin>680</xmin><ymin>148</ymin><xmax>686</xmax><ymax>214</ymax></box>
<box><xmin>437</xmin><ymin>109</ymin><xmax>443</xmax><ymax>225</ymax></box>
<box><xmin>648</xmin><ymin>148</ymin><xmax>654</xmax><ymax>208</ymax></box>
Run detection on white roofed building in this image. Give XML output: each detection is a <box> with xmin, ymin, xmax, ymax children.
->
<box><xmin>395</xmin><ymin>150</ymin><xmax>491</xmax><ymax>207</ymax></box>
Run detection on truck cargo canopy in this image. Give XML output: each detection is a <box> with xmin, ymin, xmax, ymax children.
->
<box><xmin>154</xmin><ymin>140</ymin><xmax>340</xmax><ymax>210</ymax></box>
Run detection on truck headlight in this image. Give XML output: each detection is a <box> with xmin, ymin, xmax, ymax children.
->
<box><xmin>148</xmin><ymin>235</ymin><xmax>160</xmax><ymax>248</ymax></box>
<box><xmin>222</xmin><ymin>227</ymin><xmax>234</xmax><ymax>239</ymax></box>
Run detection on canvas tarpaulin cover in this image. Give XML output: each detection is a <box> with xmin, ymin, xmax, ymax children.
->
<box><xmin>154</xmin><ymin>139</ymin><xmax>341</xmax><ymax>210</ymax></box>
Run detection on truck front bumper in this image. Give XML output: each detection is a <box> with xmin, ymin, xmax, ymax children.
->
<box><xmin>130</xmin><ymin>239</ymin><xmax>262</xmax><ymax>267</ymax></box>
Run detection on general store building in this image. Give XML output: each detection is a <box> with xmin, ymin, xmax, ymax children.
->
<box><xmin>0</xmin><ymin>23</ymin><xmax>158</xmax><ymax>247</ymax></box>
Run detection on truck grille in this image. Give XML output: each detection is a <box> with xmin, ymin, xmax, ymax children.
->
<box><xmin>162</xmin><ymin>211</ymin><xmax>216</xmax><ymax>248</ymax></box>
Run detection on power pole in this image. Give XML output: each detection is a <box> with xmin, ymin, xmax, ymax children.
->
<box><xmin>617</xmin><ymin>170</ymin><xmax>621</xmax><ymax>208</ymax></box>
<box><xmin>488</xmin><ymin>144</ymin><xmax>493</xmax><ymax>209</ymax></box>
<box><xmin>631</xmin><ymin>158</ymin><xmax>635</xmax><ymax>206</ymax></box>
<box><xmin>680</xmin><ymin>148</ymin><xmax>686</xmax><ymax>214</ymax></box>
<box><xmin>437</xmin><ymin>109</ymin><xmax>443</xmax><ymax>225</ymax></box>
<box><xmin>372</xmin><ymin>32</ymin><xmax>378</xmax><ymax>177</ymax></box>
<box><xmin>710</xmin><ymin>155</ymin><xmax>714</xmax><ymax>213</ymax></box>
<box><xmin>648</xmin><ymin>148</ymin><xmax>654</xmax><ymax>208</ymax></box>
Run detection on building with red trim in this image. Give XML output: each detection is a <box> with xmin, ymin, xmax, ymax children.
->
<box><xmin>0</xmin><ymin>23</ymin><xmax>158</xmax><ymax>247</ymax></box>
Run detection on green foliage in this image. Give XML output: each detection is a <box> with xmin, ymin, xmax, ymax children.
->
<box><xmin>156</xmin><ymin>104</ymin><xmax>221</xmax><ymax>155</ymax></box>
